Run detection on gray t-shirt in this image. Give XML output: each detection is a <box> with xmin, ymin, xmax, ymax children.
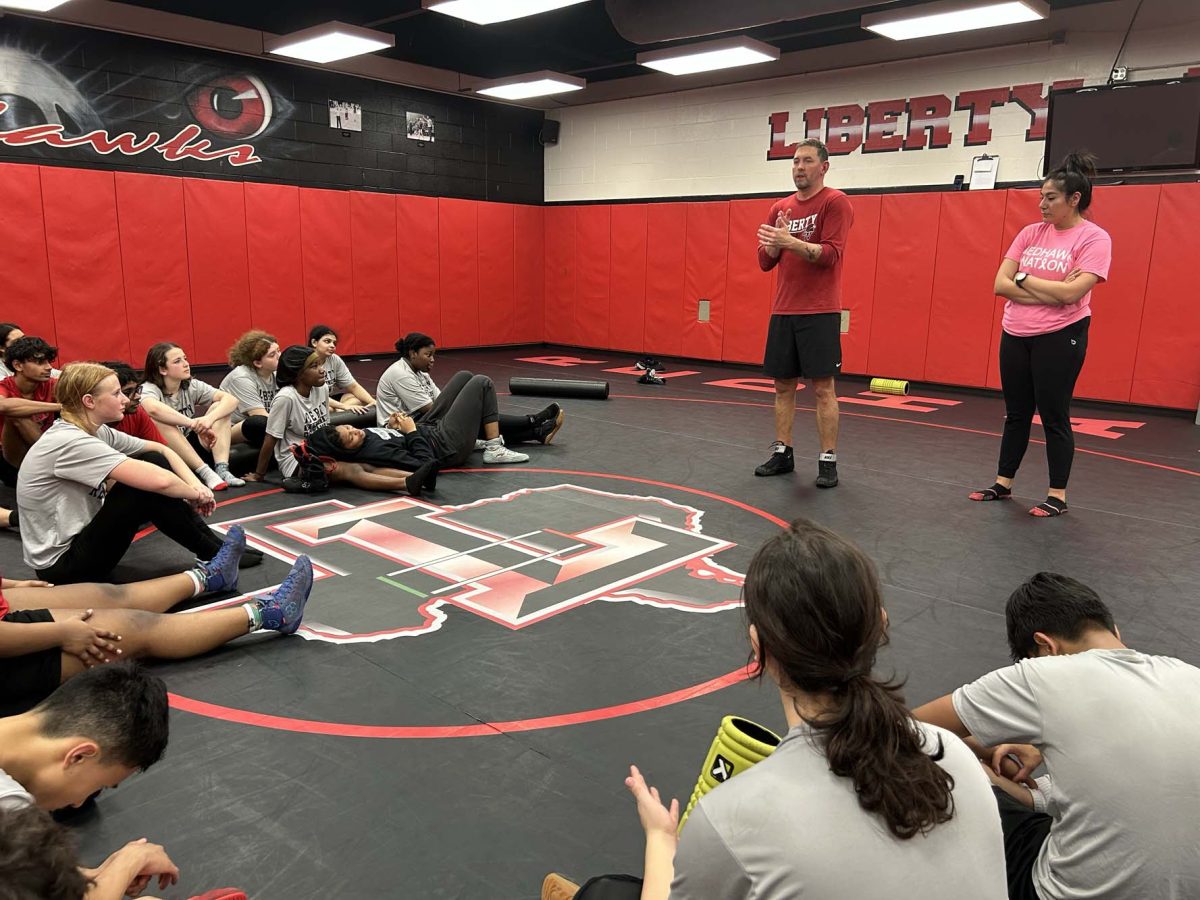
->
<box><xmin>266</xmin><ymin>385</ymin><xmax>330</xmax><ymax>477</ymax></box>
<box><xmin>219</xmin><ymin>366</ymin><xmax>278</xmax><ymax>424</ymax></box>
<box><xmin>376</xmin><ymin>358</ymin><xmax>439</xmax><ymax>425</ymax></box>
<box><xmin>141</xmin><ymin>379</ymin><xmax>217</xmax><ymax>433</ymax></box>
<box><xmin>0</xmin><ymin>768</ymin><xmax>33</xmax><ymax>810</ymax></box>
<box><xmin>323</xmin><ymin>354</ymin><xmax>355</xmax><ymax>395</ymax></box>
<box><xmin>954</xmin><ymin>649</ymin><xmax>1200</xmax><ymax>900</ymax></box>
<box><xmin>16</xmin><ymin>420</ymin><xmax>146</xmax><ymax>570</ymax></box>
<box><xmin>670</xmin><ymin>721</ymin><xmax>1006</xmax><ymax>900</ymax></box>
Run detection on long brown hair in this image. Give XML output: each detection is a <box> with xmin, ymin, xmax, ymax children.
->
<box><xmin>55</xmin><ymin>362</ymin><xmax>116</xmax><ymax>432</ymax></box>
<box><xmin>743</xmin><ymin>519</ymin><xmax>955</xmax><ymax>839</ymax></box>
<box><xmin>143</xmin><ymin>341</ymin><xmax>188</xmax><ymax>392</ymax></box>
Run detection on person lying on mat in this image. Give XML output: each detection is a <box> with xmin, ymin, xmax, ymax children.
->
<box><xmin>0</xmin><ymin>525</ymin><xmax>313</xmax><ymax>715</ymax></box>
<box><xmin>913</xmin><ymin>573</ymin><xmax>1200</xmax><ymax>900</ymax></box>
<box><xmin>307</xmin><ymin>324</ymin><xmax>375</xmax><ymax>410</ymax></box>
<box><xmin>140</xmin><ymin>342</ymin><xmax>244</xmax><ymax>490</ymax></box>
<box><xmin>16</xmin><ymin>363</ymin><xmax>263</xmax><ymax>586</ymax></box>
<box><xmin>246</xmin><ymin>346</ymin><xmax>434</xmax><ymax>495</ymax></box>
<box><xmin>220</xmin><ymin>330</ymin><xmax>280</xmax><ymax>450</ymax></box>
<box><xmin>307</xmin><ymin>418</ymin><xmax>436</xmax><ymax>481</ymax></box>
<box><xmin>615</xmin><ymin>519</ymin><xmax>1005</xmax><ymax>900</ymax></box>
<box><xmin>376</xmin><ymin>332</ymin><xmax>563</xmax><ymax>446</ymax></box>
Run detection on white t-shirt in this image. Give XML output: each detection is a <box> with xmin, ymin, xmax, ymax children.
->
<box><xmin>141</xmin><ymin>379</ymin><xmax>217</xmax><ymax>434</ymax></box>
<box><xmin>323</xmin><ymin>354</ymin><xmax>355</xmax><ymax>395</ymax></box>
<box><xmin>670</xmin><ymin>721</ymin><xmax>1006</xmax><ymax>900</ymax></box>
<box><xmin>219</xmin><ymin>366</ymin><xmax>277</xmax><ymax>424</ymax></box>
<box><xmin>266</xmin><ymin>385</ymin><xmax>330</xmax><ymax>477</ymax></box>
<box><xmin>954</xmin><ymin>649</ymin><xmax>1200</xmax><ymax>900</ymax></box>
<box><xmin>0</xmin><ymin>768</ymin><xmax>33</xmax><ymax>810</ymax></box>
<box><xmin>375</xmin><ymin>358</ymin><xmax>439</xmax><ymax>425</ymax></box>
<box><xmin>16</xmin><ymin>420</ymin><xmax>146</xmax><ymax>570</ymax></box>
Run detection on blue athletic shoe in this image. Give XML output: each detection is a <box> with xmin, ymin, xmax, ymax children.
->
<box><xmin>199</xmin><ymin>525</ymin><xmax>245</xmax><ymax>594</ymax></box>
<box><xmin>258</xmin><ymin>556</ymin><xmax>314</xmax><ymax>634</ymax></box>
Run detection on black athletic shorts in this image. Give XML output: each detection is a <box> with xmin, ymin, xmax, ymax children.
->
<box><xmin>763</xmin><ymin>312</ymin><xmax>842</xmax><ymax>380</ymax></box>
<box><xmin>0</xmin><ymin>609</ymin><xmax>61</xmax><ymax>716</ymax></box>
<box><xmin>993</xmin><ymin>787</ymin><xmax>1052</xmax><ymax>900</ymax></box>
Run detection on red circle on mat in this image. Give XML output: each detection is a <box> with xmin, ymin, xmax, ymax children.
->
<box><xmin>168</xmin><ymin>471</ymin><xmax>784</xmax><ymax>739</ymax></box>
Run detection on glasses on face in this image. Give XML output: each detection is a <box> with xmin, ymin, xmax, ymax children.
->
<box><xmin>121</xmin><ymin>385</ymin><xmax>142</xmax><ymax>399</ymax></box>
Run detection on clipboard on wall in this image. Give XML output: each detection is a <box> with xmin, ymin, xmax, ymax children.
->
<box><xmin>968</xmin><ymin>154</ymin><xmax>999</xmax><ymax>190</ymax></box>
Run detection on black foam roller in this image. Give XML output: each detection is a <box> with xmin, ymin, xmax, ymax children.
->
<box><xmin>509</xmin><ymin>376</ymin><xmax>609</xmax><ymax>400</ymax></box>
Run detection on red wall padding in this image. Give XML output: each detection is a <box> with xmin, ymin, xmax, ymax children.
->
<box><xmin>183</xmin><ymin>179</ymin><xmax>252</xmax><ymax>364</ymax></box>
<box><xmin>543</xmin><ymin>205</ymin><xmax>577</xmax><ymax>346</ymax></box>
<box><xmin>574</xmin><ymin>205</ymin><xmax>611</xmax><ymax>349</ymax></box>
<box><xmin>0</xmin><ymin>165</ymin><xmax>55</xmax><ymax>346</ymax></box>
<box><xmin>115</xmin><ymin>173</ymin><xmax>194</xmax><ymax>362</ymax></box>
<box><xmin>682</xmin><ymin>202</ymin><xmax>729</xmax><ymax>361</ymax></box>
<box><xmin>513</xmin><ymin>204</ymin><xmax>544</xmax><ymax>344</ymax></box>
<box><xmin>395</xmin><ymin>194</ymin><xmax>441</xmax><ymax>339</ymax></box>
<box><xmin>350</xmin><ymin>191</ymin><xmax>400</xmax><ymax>353</ymax></box>
<box><xmin>41</xmin><ymin>168</ymin><xmax>131</xmax><ymax>364</ymax></box>
<box><xmin>244</xmin><ymin>182</ymin><xmax>306</xmax><ymax>348</ymax></box>
<box><xmin>721</xmin><ymin>200</ymin><xmax>773</xmax><ymax>364</ymax></box>
<box><xmin>840</xmin><ymin>195</ymin><xmax>882</xmax><ymax>375</ymax></box>
<box><xmin>437</xmin><ymin>199</ymin><xmax>480</xmax><ymax>348</ymax></box>
<box><xmin>608</xmin><ymin>204</ymin><xmax>648</xmax><ymax>353</ymax></box>
<box><xmin>300</xmin><ymin>189</ymin><xmax>355</xmax><ymax>353</ymax></box>
<box><xmin>643</xmin><ymin>202</ymin><xmax>687</xmax><ymax>358</ymax></box>
<box><xmin>477</xmin><ymin>202</ymin><xmax>517</xmax><ymax>346</ymax></box>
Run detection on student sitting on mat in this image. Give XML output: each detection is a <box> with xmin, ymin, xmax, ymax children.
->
<box><xmin>0</xmin><ymin>525</ymin><xmax>313</xmax><ymax>715</ymax></box>
<box><xmin>0</xmin><ymin>336</ymin><xmax>61</xmax><ymax>469</ymax></box>
<box><xmin>246</xmin><ymin>346</ymin><xmax>435</xmax><ymax>495</ymax></box>
<box><xmin>140</xmin><ymin>342</ymin><xmax>244</xmax><ymax>490</ymax></box>
<box><xmin>307</xmin><ymin>324</ymin><xmax>375</xmax><ymax>410</ymax></box>
<box><xmin>16</xmin><ymin>362</ymin><xmax>262</xmax><ymax>585</ymax></box>
<box><xmin>105</xmin><ymin>361</ymin><xmax>164</xmax><ymax>444</ymax></box>
<box><xmin>219</xmin><ymin>330</ymin><xmax>280</xmax><ymax>450</ymax></box>
<box><xmin>569</xmin><ymin>519</ymin><xmax>1006</xmax><ymax>900</ymax></box>
<box><xmin>913</xmin><ymin>573</ymin><xmax>1200</xmax><ymax>900</ymax></box>
<box><xmin>376</xmin><ymin>332</ymin><xmax>563</xmax><ymax>446</ymax></box>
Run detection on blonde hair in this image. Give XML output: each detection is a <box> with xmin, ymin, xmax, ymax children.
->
<box><xmin>56</xmin><ymin>362</ymin><xmax>116</xmax><ymax>431</ymax></box>
<box><xmin>228</xmin><ymin>330</ymin><xmax>278</xmax><ymax>368</ymax></box>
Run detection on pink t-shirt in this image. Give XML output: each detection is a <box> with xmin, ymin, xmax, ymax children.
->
<box><xmin>1002</xmin><ymin>220</ymin><xmax>1111</xmax><ymax>337</ymax></box>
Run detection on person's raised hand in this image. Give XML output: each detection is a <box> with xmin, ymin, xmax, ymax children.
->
<box><xmin>991</xmin><ymin>743</ymin><xmax>1042</xmax><ymax>786</ymax></box>
<box><xmin>625</xmin><ymin>764</ymin><xmax>680</xmax><ymax>839</ymax></box>
<box><xmin>60</xmin><ymin>610</ymin><xmax>122</xmax><ymax>666</ymax></box>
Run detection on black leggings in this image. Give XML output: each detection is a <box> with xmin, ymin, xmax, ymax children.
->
<box><xmin>37</xmin><ymin>452</ymin><xmax>223</xmax><ymax>584</ymax></box>
<box><xmin>997</xmin><ymin>317</ymin><xmax>1089</xmax><ymax>490</ymax></box>
<box><xmin>422</xmin><ymin>371</ymin><xmax>500</xmax><ymax>467</ymax></box>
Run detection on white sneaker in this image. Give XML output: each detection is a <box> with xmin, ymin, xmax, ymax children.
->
<box><xmin>482</xmin><ymin>439</ymin><xmax>528</xmax><ymax>465</ymax></box>
<box><xmin>474</xmin><ymin>439</ymin><xmax>488</xmax><ymax>451</ymax></box>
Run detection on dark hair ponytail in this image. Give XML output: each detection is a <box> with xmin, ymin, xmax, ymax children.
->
<box><xmin>1046</xmin><ymin>150</ymin><xmax>1097</xmax><ymax>213</ymax></box>
<box><xmin>743</xmin><ymin>519</ymin><xmax>955</xmax><ymax>839</ymax></box>
<box><xmin>395</xmin><ymin>332</ymin><xmax>435</xmax><ymax>357</ymax></box>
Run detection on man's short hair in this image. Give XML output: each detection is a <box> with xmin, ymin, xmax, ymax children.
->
<box><xmin>0</xmin><ymin>805</ymin><xmax>92</xmax><ymax>899</ymax></box>
<box><xmin>31</xmin><ymin>663</ymin><xmax>169</xmax><ymax>771</ymax></box>
<box><xmin>1005</xmin><ymin>572</ymin><xmax>1117</xmax><ymax>662</ymax></box>
<box><xmin>4</xmin><ymin>336</ymin><xmax>58</xmax><ymax>370</ymax></box>
<box><xmin>99</xmin><ymin>360</ymin><xmax>140</xmax><ymax>387</ymax></box>
<box><xmin>796</xmin><ymin>138</ymin><xmax>829</xmax><ymax>163</ymax></box>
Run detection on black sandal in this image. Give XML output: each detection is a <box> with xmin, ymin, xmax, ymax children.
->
<box><xmin>1030</xmin><ymin>497</ymin><xmax>1068</xmax><ymax>517</ymax></box>
<box><xmin>969</xmin><ymin>483</ymin><xmax>1012</xmax><ymax>502</ymax></box>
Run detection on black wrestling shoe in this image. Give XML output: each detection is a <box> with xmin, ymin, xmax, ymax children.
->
<box><xmin>754</xmin><ymin>442</ymin><xmax>794</xmax><ymax>477</ymax></box>
<box><xmin>532</xmin><ymin>403</ymin><xmax>561</xmax><ymax>426</ymax></box>
<box><xmin>815</xmin><ymin>455</ymin><xmax>839</xmax><ymax>489</ymax></box>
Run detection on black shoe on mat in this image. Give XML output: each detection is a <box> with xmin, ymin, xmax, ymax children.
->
<box><xmin>755</xmin><ymin>442</ymin><xmax>794</xmax><ymax>477</ymax></box>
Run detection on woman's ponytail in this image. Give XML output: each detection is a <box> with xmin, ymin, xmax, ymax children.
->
<box><xmin>1047</xmin><ymin>150</ymin><xmax>1098</xmax><ymax>213</ymax></box>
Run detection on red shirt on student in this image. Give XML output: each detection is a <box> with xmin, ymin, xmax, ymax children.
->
<box><xmin>0</xmin><ymin>376</ymin><xmax>58</xmax><ymax>435</ymax></box>
<box><xmin>112</xmin><ymin>405</ymin><xmax>163</xmax><ymax>443</ymax></box>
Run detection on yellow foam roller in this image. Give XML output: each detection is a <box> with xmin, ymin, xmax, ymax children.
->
<box><xmin>678</xmin><ymin>716</ymin><xmax>782</xmax><ymax>832</ymax></box>
<box><xmin>870</xmin><ymin>377</ymin><xmax>910</xmax><ymax>395</ymax></box>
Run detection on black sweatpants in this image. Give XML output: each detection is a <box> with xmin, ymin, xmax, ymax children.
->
<box><xmin>37</xmin><ymin>451</ymin><xmax>223</xmax><ymax>584</ymax></box>
<box><xmin>997</xmin><ymin>317</ymin><xmax>1089</xmax><ymax>489</ymax></box>
<box><xmin>422</xmin><ymin>371</ymin><xmax>500</xmax><ymax>467</ymax></box>
<box><xmin>993</xmin><ymin>787</ymin><xmax>1051</xmax><ymax>900</ymax></box>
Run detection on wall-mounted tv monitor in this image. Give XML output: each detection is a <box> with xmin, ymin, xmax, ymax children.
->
<box><xmin>1045</xmin><ymin>78</ymin><xmax>1200</xmax><ymax>174</ymax></box>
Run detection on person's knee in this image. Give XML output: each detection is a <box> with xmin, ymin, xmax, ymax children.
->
<box><xmin>468</xmin><ymin>374</ymin><xmax>494</xmax><ymax>389</ymax></box>
<box><xmin>811</xmin><ymin>379</ymin><xmax>837</xmax><ymax>403</ymax></box>
<box><xmin>773</xmin><ymin>379</ymin><xmax>798</xmax><ymax>396</ymax></box>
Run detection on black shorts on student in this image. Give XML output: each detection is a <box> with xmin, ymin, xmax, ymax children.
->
<box><xmin>763</xmin><ymin>312</ymin><xmax>842</xmax><ymax>380</ymax></box>
<box><xmin>0</xmin><ymin>609</ymin><xmax>61</xmax><ymax>716</ymax></box>
<box><xmin>994</xmin><ymin>787</ymin><xmax>1052</xmax><ymax>900</ymax></box>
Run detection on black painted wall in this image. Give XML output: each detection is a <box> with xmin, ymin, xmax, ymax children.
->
<box><xmin>0</xmin><ymin>17</ymin><xmax>545</xmax><ymax>202</ymax></box>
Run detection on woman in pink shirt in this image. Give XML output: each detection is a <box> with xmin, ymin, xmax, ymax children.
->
<box><xmin>970</xmin><ymin>153</ymin><xmax>1112</xmax><ymax>517</ymax></box>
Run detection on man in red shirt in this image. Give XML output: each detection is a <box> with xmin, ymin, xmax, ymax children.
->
<box><xmin>0</xmin><ymin>337</ymin><xmax>60</xmax><ymax>468</ymax></box>
<box><xmin>755</xmin><ymin>139</ymin><xmax>854</xmax><ymax>488</ymax></box>
<box><xmin>104</xmin><ymin>360</ymin><xmax>166</xmax><ymax>443</ymax></box>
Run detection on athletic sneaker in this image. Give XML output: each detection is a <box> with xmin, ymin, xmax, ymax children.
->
<box><xmin>188</xmin><ymin>889</ymin><xmax>248</xmax><ymax>900</ymax></box>
<box><xmin>533</xmin><ymin>403</ymin><xmax>561</xmax><ymax>426</ymax></box>
<box><xmin>258</xmin><ymin>555</ymin><xmax>314</xmax><ymax>634</ymax></box>
<box><xmin>215</xmin><ymin>463</ymin><xmax>246</xmax><ymax>488</ymax></box>
<box><xmin>541</xmin><ymin>874</ymin><xmax>581</xmax><ymax>900</ymax></box>
<box><xmin>816</xmin><ymin>455</ymin><xmax>839</xmax><ymax>489</ymax></box>
<box><xmin>197</xmin><ymin>525</ymin><xmax>245</xmax><ymax>593</ymax></box>
<box><xmin>535</xmin><ymin>408</ymin><xmax>565</xmax><ymax>444</ymax></box>
<box><xmin>482</xmin><ymin>438</ymin><xmax>529</xmax><ymax>465</ymax></box>
<box><xmin>474</xmin><ymin>439</ymin><xmax>488</xmax><ymax>451</ymax></box>
<box><xmin>754</xmin><ymin>442</ymin><xmax>794</xmax><ymax>477</ymax></box>
<box><xmin>197</xmin><ymin>465</ymin><xmax>228</xmax><ymax>492</ymax></box>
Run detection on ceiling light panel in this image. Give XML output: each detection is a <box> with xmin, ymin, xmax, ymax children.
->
<box><xmin>0</xmin><ymin>0</ymin><xmax>72</xmax><ymax>9</ymax></box>
<box><xmin>637</xmin><ymin>37</ymin><xmax>780</xmax><ymax>77</ymax></box>
<box><xmin>265</xmin><ymin>22</ymin><xmax>395</xmax><ymax>64</ymax></box>
<box><xmin>862</xmin><ymin>0</ymin><xmax>1049</xmax><ymax>41</ymax></box>
<box><xmin>475</xmin><ymin>71</ymin><xmax>586</xmax><ymax>100</ymax></box>
<box><xmin>423</xmin><ymin>0</ymin><xmax>588</xmax><ymax>26</ymax></box>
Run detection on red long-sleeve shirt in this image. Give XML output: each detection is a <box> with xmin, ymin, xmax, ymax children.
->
<box><xmin>758</xmin><ymin>187</ymin><xmax>854</xmax><ymax>315</ymax></box>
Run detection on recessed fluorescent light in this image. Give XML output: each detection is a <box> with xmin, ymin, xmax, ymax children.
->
<box><xmin>422</xmin><ymin>0</ymin><xmax>588</xmax><ymax>26</ymax></box>
<box><xmin>0</xmin><ymin>0</ymin><xmax>72</xmax><ymax>9</ymax></box>
<box><xmin>475</xmin><ymin>71</ymin><xmax>585</xmax><ymax>100</ymax></box>
<box><xmin>637</xmin><ymin>37</ymin><xmax>780</xmax><ymax>76</ymax></box>
<box><xmin>862</xmin><ymin>0</ymin><xmax>1048</xmax><ymax>41</ymax></box>
<box><xmin>264</xmin><ymin>21</ymin><xmax>394</xmax><ymax>64</ymax></box>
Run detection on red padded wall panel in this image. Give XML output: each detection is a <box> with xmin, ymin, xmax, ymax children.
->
<box><xmin>643</xmin><ymin>202</ymin><xmax>687</xmax><ymax>358</ymax></box>
<box><xmin>682</xmin><ymin>202</ymin><xmax>729</xmax><ymax>361</ymax></box>
<box><xmin>924</xmin><ymin>191</ymin><xmax>1007</xmax><ymax>387</ymax></box>
<box><xmin>841</xmin><ymin>194</ymin><xmax>882</xmax><ymax>374</ymax></box>
<box><xmin>543</xmin><ymin>206</ymin><xmax>577</xmax><ymax>345</ymax></box>
<box><xmin>513</xmin><ymin>205</ymin><xmax>544</xmax><ymax>344</ymax></box>
<box><xmin>1132</xmin><ymin>183</ymin><xmax>1200</xmax><ymax>408</ymax></box>
<box><xmin>609</xmin><ymin>204</ymin><xmax>648</xmax><ymax>353</ymax></box>
<box><xmin>722</xmin><ymin>199</ymin><xmax>775</xmax><ymax>365</ymax></box>
<box><xmin>477</xmin><ymin>202</ymin><xmax>516</xmax><ymax>346</ymax></box>
<box><xmin>115</xmin><ymin>172</ymin><xmax>193</xmax><ymax>360</ymax></box>
<box><xmin>244</xmin><ymin>182</ymin><xmax>305</xmax><ymax>345</ymax></box>
<box><xmin>574</xmin><ymin>205</ymin><xmax>611</xmax><ymax>349</ymax></box>
<box><xmin>0</xmin><ymin>165</ymin><xmax>55</xmax><ymax>345</ymax></box>
<box><xmin>437</xmin><ymin>198</ymin><xmax>479</xmax><ymax>348</ymax></box>
<box><xmin>183</xmin><ymin>179</ymin><xmax>251</xmax><ymax>364</ymax></box>
<box><xmin>350</xmin><ymin>191</ymin><xmax>399</xmax><ymax>353</ymax></box>
<box><xmin>985</xmin><ymin>189</ymin><xmax>1042</xmax><ymax>389</ymax></box>
<box><xmin>41</xmin><ymin>167</ymin><xmax>130</xmax><ymax>364</ymax></box>
<box><xmin>300</xmin><ymin>189</ymin><xmax>354</xmax><ymax>353</ymax></box>
<box><xmin>396</xmin><ymin>195</ymin><xmax>441</xmax><ymax>338</ymax></box>
<box><xmin>866</xmin><ymin>193</ymin><xmax>940</xmax><ymax>379</ymax></box>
